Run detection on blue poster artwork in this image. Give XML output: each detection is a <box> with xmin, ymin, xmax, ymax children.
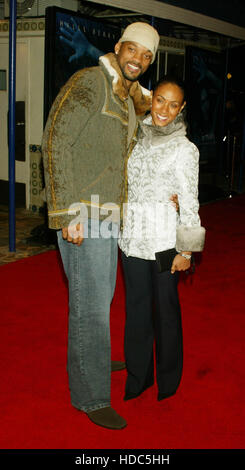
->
<box><xmin>44</xmin><ymin>7</ymin><xmax>121</xmax><ymax>123</ymax></box>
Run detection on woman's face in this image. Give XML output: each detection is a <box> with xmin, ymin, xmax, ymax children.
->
<box><xmin>151</xmin><ymin>82</ymin><xmax>186</xmax><ymax>127</ymax></box>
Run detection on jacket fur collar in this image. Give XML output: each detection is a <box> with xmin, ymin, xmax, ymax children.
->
<box><xmin>99</xmin><ymin>53</ymin><xmax>152</xmax><ymax>116</ymax></box>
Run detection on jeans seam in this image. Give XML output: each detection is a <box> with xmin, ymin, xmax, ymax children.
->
<box><xmin>73</xmin><ymin>243</ymin><xmax>94</xmax><ymax>403</ymax></box>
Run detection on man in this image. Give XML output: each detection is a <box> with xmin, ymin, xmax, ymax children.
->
<box><xmin>42</xmin><ymin>22</ymin><xmax>159</xmax><ymax>430</ymax></box>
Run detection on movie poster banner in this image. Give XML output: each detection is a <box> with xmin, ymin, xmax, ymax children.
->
<box><xmin>44</xmin><ymin>6</ymin><xmax>121</xmax><ymax>124</ymax></box>
<box><xmin>185</xmin><ymin>46</ymin><xmax>225</xmax><ymax>165</ymax></box>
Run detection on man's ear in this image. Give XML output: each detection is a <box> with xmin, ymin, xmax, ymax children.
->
<box><xmin>114</xmin><ymin>42</ymin><xmax>121</xmax><ymax>55</ymax></box>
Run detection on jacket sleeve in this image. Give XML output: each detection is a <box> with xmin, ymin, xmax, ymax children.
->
<box><xmin>175</xmin><ymin>141</ymin><xmax>206</xmax><ymax>252</ymax></box>
<box><xmin>41</xmin><ymin>68</ymin><xmax>100</xmax><ymax>229</ymax></box>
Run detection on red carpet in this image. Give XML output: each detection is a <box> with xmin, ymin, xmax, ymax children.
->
<box><xmin>0</xmin><ymin>195</ymin><xmax>245</xmax><ymax>450</ymax></box>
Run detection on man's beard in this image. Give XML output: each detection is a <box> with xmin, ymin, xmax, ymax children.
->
<box><xmin>121</xmin><ymin>63</ymin><xmax>143</xmax><ymax>82</ymax></box>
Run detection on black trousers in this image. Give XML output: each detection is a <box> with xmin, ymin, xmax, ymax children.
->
<box><xmin>121</xmin><ymin>251</ymin><xmax>183</xmax><ymax>401</ymax></box>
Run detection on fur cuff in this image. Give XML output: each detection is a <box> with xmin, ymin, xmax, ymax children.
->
<box><xmin>176</xmin><ymin>225</ymin><xmax>206</xmax><ymax>252</ymax></box>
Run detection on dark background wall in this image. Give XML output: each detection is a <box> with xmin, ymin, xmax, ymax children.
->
<box><xmin>157</xmin><ymin>0</ymin><xmax>245</xmax><ymax>28</ymax></box>
<box><xmin>229</xmin><ymin>45</ymin><xmax>245</xmax><ymax>93</ymax></box>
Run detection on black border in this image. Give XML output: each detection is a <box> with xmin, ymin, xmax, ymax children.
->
<box><xmin>0</xmin><ymin>449</ymin><xmax>244</xmax><ymax>466</ymax></box>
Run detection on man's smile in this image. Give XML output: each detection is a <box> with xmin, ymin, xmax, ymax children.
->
<box><xmin>126</xmin><ymin>62</ymin><xmax>142</xmax><ymax>73</ymax></box>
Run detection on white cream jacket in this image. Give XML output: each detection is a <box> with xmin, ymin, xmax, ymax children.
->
<box><xmin>118</xmin><ymin>114</ymin><xmax>205</xmax><ymax>260</ymax></box>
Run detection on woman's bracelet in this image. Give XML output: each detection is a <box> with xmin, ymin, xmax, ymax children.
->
<box><xmin>179</xmin><ymin>252</ymin><xmax>192</xmax><ymax>260</ymax></box>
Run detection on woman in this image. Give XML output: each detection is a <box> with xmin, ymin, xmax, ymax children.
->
<box><xmin>118</xmin><ymin>76</ymin><xmax>205</xmax><ymax>401</ymax></box>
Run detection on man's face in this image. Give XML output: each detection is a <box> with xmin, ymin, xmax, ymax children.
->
<box><xmin>114</xmin><ymin>41</ymin><xmax>153</xmax><ymax>84</ymax></box>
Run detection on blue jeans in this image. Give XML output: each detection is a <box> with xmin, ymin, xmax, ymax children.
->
<box><xmin>57</xmin><ymin>219</ymin><xmax>118</xmax><ymax>412</ymax></box>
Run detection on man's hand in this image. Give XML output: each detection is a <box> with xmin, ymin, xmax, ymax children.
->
<box><xmin>59</xmin><ymin>19</ymin><xmax>90</xmax><ymax>63</ymax></box>
<box><xmin>62</xmin><ymin>223</ymin><xmax>84</xmax><ymax>246</ymax></box>
<box><xmin>171</xmin><ymin>253</ymin><xmax>191</xmax><ymax>274</ymax></box>
<box><xmin>170</xmin><ymin>194</ymin><xmax>179</xmax><ymax>212</ymax></box>
<box><xmin>59</xmin><ymin>18</ymin><xmax>103</xmax><ymax>64</ymax></box>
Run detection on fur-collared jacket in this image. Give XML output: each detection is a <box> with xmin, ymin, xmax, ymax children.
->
<box><xmin>41</xmin><ymin>53</ymin><xmax>152</xmax><ymax>229</ymax></box>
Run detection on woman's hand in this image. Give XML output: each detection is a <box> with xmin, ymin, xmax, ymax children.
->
<box><xmin>170</xmin><ymin>194</ymin><xmax>179</xmax><ymax>212</ymax></box>
<box><xmin>171</xmin><ymin>254</ymin><xmax>191</xmax><ymax>274</ymax></box>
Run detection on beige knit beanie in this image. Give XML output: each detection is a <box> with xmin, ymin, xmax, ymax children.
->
<box><xmin>119</xmin><ymin>22</ymin><xmax>160</xmax><ymax>63</ymax></box>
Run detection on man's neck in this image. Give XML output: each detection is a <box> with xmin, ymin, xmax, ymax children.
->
<box><xmin>125</xmin><ymin>79</ymin><xmax>134</xmax><ymax>90</ymax></box>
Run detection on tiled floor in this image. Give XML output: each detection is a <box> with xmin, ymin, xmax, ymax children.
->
<box><xmin>0</xmin><ymin>205</ymin><xmax>56</xmax><ymax>266</ymax></box>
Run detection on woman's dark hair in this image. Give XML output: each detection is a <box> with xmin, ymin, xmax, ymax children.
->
<box><xmin>153</xmin><ymin>75</ymin><xmax>187</xmax><ymax>104</ymax></box>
